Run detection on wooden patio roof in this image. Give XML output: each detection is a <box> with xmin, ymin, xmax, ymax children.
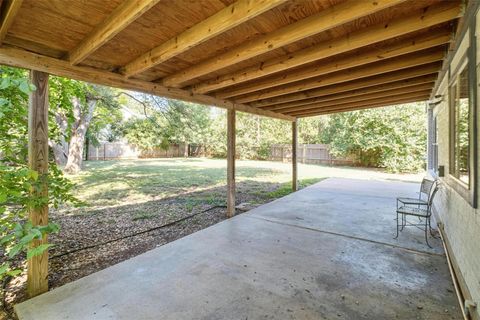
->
<box><xmin>0</xmin><ymin>0</ymin><xmax>463</xmax><ymax>120</ymax></box>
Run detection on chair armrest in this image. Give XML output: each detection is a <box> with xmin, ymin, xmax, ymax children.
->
<box><xmin>396</xmin><ymin>197</ymin><xmax>428</xmax><ymax>206</ymax></box>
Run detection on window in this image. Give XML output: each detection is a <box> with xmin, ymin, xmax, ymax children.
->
<box><xmin>449</xmin><ymin>62</ymin><xmax>470</xmax><ymax>187</ymax></box>
<box><xmin>432</xmin><ymin>116</ymin><xmax>438</xmax><ymax>174</ymax></box>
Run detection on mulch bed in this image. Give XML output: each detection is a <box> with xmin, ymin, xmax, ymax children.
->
<box><xmin>1</xmin><ymin>182</ymin><xmax>281</xmax><ymax>319</ymax></box>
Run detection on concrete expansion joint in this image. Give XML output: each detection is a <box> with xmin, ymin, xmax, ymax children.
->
<box><xmin>245</xmin><ymin>214</ymin><xmax>445</xmax><ymax>257</ymax></box>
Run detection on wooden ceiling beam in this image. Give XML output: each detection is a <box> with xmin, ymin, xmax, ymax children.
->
<box><xmin>294</xmin><ymin>94</ymin><xmax>430</xmax><ymax>118</ymax></box>
<box><xmin>278</xmin><ymin>84</ymin><xmax>433</xmax><ymax>114</ymax></box>
<box><xmin>217</xmin><ymin>30</ymin><xmax>451</xmax><ymax>99</ymax></box>
<box><xmin>196</xmin><ymin>2</ymin><xmax>460</xmax><ymax>95</ymax></box>
<box><xmin>0</xmin><ymin>0</ymin><xmax>23</xmax><ymax>44</ymax></box>
<box><xmin>0</xmin><ymin>45</ymin><xmax>294</xmax><ymax>121</ymax></box>
<box><xmin>69</xmin><ymin>0</ymin><xmax>161</xmax><ymax>65</ymax></box>
<box><xmin>235</xmin><ymin>49</ymin><xmax>444</xmax><ymax>104</ymax></box>
<box><xmin>250</xmin><ymin>64</ymin><xmax>440</xmax><ymax>108</ymax></box>
<box><xmin>122</xmin><ymin>0</ymin><xmax>286</xmax><ymax>77</ymax></box>
<box><xmin>161</xmin><ymin>0</ymin><xmax>406</xmax><ymax>88</ymax></box>
<box><xmin>288</xmin><ymin>91</ymin><xmax>431</xmax><ymax>116</ymax></box>
<box><xmin>266</xmin><ymin>75</ymin><xmax>435</xmax><ymax>111</ymax></box>
<box><xmin>290</xmin><ymin>91</ymin><xmax>430</xmax><ymax>116</ymax></box>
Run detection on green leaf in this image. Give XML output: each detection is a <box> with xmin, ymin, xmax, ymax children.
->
<box><xmin>28</xmin><ymin>228</ymin><xmax>43</xmax><ymax>240</ymax></box>
<box><xmin>0</xmin><ymin>264</ymin><xmax>10</xmax><ymax>276</ymax></box>
<box><xmin>0</xmin><ymin>77</ymin><xmax>11</xmax><ymax>89</ymax></box>
<box><xmin>0</xmin><ymin>234</ymin><xmax>15</xmax><ymax>245</ymax></box>
<box><xmin>6</xmin><ymin>269</ymin><xmax>22</xmax><ymax>277</ymax></box>
<box><xmin>8</xmin><ymin>243</ymin><xmax>24</xmax><ymax>259</ymax></box>
<box><xmin>18</xmin><ymin>80</ymin><xmax>31</xmax><ymax>94</ymax></box>
<box><xmin>20</xmin><ymin>232</ymin><xmax>35</xmax><ymax>245</ymax></box>
<box><xmin>29</xmin><ymin>170</ymin><xmax>39</xmax><ymax>181</ymax></box>
<box><xmin>27</xmin><ymin>244</ymin><xmax>53</xmax><ymax>259</ymax></box>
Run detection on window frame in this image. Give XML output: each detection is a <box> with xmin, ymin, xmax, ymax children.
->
<box><xmin>447</xmin><ymin>26</ymin><xmax>478</xmax><ymax>208</ymax></box>
<box><xmin>449</xmin><ymin>59</ymin><xmax>471</xmax><ymax>188</ymax></box>
<box><xmin>432</xmin><ymin>115</ymin><xmax>439</xmax><ymax>176</ymax></box>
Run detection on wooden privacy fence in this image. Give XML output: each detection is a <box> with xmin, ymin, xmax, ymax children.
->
<box><xmin>270</xmin><ymin>144</ymin><xmax>358</xmax><ymax>165</ymax></box>
<box><xmin>86</xmin><ymin>142</ymin><xmax>189</xmax><ymax>160</ymax></box>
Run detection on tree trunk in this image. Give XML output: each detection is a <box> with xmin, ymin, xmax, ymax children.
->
<box><xmin>64</xmin><ymin>97</ymin><xmax>97</xmax><ymax>174</ymax></box>
<box><xmin>50</xmin><ymin>111</ymin><xmax>69</xmax><ymax>165</ymax></box>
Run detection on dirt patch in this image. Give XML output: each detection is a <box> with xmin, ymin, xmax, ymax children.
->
<box><xmin>2</xmin><ymin>180</ymin><xmax>296</xmax><ymax>319</ymax></box>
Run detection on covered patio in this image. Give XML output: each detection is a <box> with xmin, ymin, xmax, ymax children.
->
<box><xmin>15</xmin><ymin>178</ymin><xmax>461</xmax><ymax>319</ymax></box>
<box><xmin>1</xmin><ymin>0</ymin><xmax>477</xmax><ymax>318</ymax></box>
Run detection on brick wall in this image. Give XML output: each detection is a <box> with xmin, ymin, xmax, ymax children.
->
<box><xmin>431</xmin><ymin>20</ymin><xmax>480</xmax><ymax>319</ymax></box>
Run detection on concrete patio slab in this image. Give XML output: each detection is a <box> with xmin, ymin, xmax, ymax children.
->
<box><xmin>249</xmin><ymin>177</ymin><xmax>444</xmax><ymax>255</ymax></box>
<box><xmin>15</xmin><ymin>178</ymin><xmax>461</xmax><ymax>320</ymax></box>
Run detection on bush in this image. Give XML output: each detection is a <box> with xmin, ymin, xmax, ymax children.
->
<box><xmin>322</xmin><ymin>103</ymin><xmax>427</xmax><ymax>173</ymax></box>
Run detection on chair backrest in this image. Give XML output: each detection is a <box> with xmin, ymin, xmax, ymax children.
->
<box><xmin>426</xmin><ymin>182</ymin><xmax>440</xmax><ymax>215</ymax></box>
<box><xmin>419</xmin><ymin>178</ymin><xmax>435</xmax><ymax>201</ymax></box>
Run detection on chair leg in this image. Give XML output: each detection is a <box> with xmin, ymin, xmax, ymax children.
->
<box><xmin>400</xmin><ymin>213</ymin><xmax>406</xmax><ymax>231</ymax></box>
<box><xmin>394</xmin><ymin>211</ymin><xmax>399</xmax><ymax>239</ymax></box>
<box><xmin>425</xmin><ymin>218</ymin><xmax>432</xmax><ymax>248</ymax></box>
<box><xmin>428</xmin><ymin>217</ymin><xmax>436</xmax><ymax>238</ymax></box>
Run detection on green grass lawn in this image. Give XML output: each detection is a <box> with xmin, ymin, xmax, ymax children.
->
<box><xmin>62</xmin><ymin>158</ymin><xmax>422</xmax><ymax>216</ymax></box>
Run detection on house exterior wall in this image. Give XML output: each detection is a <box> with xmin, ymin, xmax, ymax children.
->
<box><xmin>430</xmin><ymin>9</ymin><xmax>480</xmax><ymax>319</ymax></box>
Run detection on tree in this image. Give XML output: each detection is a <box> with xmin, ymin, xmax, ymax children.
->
<box><xmin>122</xmin><ymin>95</ymin><xmax>214</xmax><ymax>155</ymax></box>
<box><xmin>49</xmin><ymin>78</ymin><xmax>121</xmax><ymax>173</ymax></box>
<box><xmin>111</xmin><ymin>88</ymin><xmax>428</xmax><ymax>173</ymax></box>
<box><xmin>321</xmin><ymin>103</ymin><xmax>427</xmax><ymax>172</ymax></box>
<box><xmin>163</xmin><ymin>100</ymin><xmax>214</xmax><ymax>147</ymax></box>
<box><xmin>0</xmin><ymin>66</ymin><xmax>78</xmax><ymax>284</ymax></box>
<box><xmin>123</xmin><ymin>113</ymin><xmax>169</xmax><ymax>150</ymax></box>
<box><xmin>298</xmin><ymin>117</ymin><xmax>328</xmax><ymax>144</ymax></box>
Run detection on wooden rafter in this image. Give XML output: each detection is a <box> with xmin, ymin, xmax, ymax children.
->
<box><xmin>294</xmin><ymin>93</ymin><xmax>430</xmax><ymax>117</ymax></box>
<box><xmin>195</xmin><ymin>2</ymin><xmax>460</xmax><ymax>95</ymax></box>
<box><xmin>69</xmin><ymin>0</ymin><xmax>161</xmax><ymax>65</ymax></box>
<box><xmin>0</xmin><ymin>0</ymin><xmax>23</xmax><ymax>44</ymax></box>
<box><xmin>161</xmin><ymin>0</ymin><xmax>407</xmax><ymax>88</ymax></box>
<box><xmin>268</xmin><ymin>78</ymin><xmax>436</xmax><ymax>112</ymax></box>
<box><xmin>288</xmin><ymin>91</ymin><xmax>431</xmax><ymax>116</ymax></box>
<box><xmin>235</xmin><ymin>49</ymin><xmax>445</xmax><ymax>103</ymax></box>
<box><xmin>0</xmin><ymin>45</ymin><xmax>294</xmax><ymax>121</ymax></box>
<box><xmin>278</xmin><ymin>84</ymin><xmax>433</xmax><ymax>114</ymax></box>
<box><xmin>250</xmin><ymin>64</ymin><xmax>440</xmax><ymax>108</ymax></box>
<box><xmin>217</xmin><ymin>30</ymin><xmax>451</xmax><ymax>99</ymax></box>
<box><xmin>122</xmin><ymin>0</ymin><xmax>287</xmax><ymax>77</ymax></box>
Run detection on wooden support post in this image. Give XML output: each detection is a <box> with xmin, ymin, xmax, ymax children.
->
<box><xmin>292</xmin><ymin>119</ymin><xmax>298</xmax><ymax>191</ymax></box>
<box><xmin>227</xmin><ymin>109</ymin><xmax>236</xmax><ymax>218</ymax></box>
<box><xmin>27</xmin><ymin>70</ymin><xmax>49</xmax><ymax>297</ymax></box>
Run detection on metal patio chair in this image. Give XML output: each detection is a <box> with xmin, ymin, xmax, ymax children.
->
<box><xmin>397</xmin><ymin>178</ymin><xmax>435</xmax><ymax>207</ymax></box>
<box><xmin>394</xmin><ymin>179</ymin><xmax>439</xmax><ymax>248</ymax></box>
